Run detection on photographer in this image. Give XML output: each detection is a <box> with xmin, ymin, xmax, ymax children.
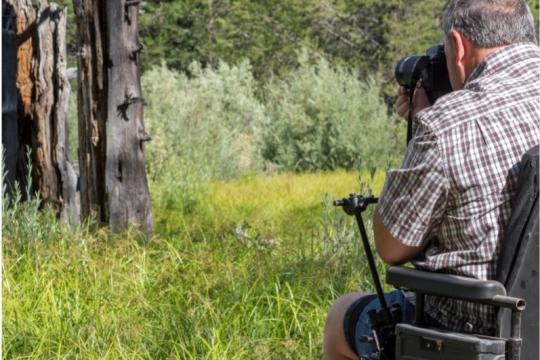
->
<box><xmin>323</xmin><ymin>1</ymin><xmax>539</xmax><ymax>359</ymax></box>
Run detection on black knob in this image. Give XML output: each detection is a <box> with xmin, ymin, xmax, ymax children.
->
<box><xmin>333</xmin><ymin>199</ymin><xmax>345</xmax><ymax>206</ymax></box>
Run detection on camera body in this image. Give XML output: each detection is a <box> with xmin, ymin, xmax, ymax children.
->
<box><xmin>395</xmin><ymin>44</ymin><xmax>453</xmax><ymax>104</ymax></box>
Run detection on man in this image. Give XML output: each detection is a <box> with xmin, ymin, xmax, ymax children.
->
<box><xmin>323</xmin><ymin>1</ymin><xmax>539</xmax><ymax>359</ymax></box>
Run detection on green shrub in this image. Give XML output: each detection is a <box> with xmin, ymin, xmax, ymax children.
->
<box><xmin>143</xmin><ymin>60</ymin><xmax>266</xmax><ymax>180</ymax></box>
<box><xmin>259</xmin><ymin>50</ymin><xmax>403</xmax><ymax>172</ymax></box>
<box><xmin>142</xmin><ymin>61</ymin><xmax>267</xmax><ymax>213</ymax></box>
<box><xmin>143</xmin><ymin>54</ymin><xmax>404</xmax><ymax>184</ymax></box>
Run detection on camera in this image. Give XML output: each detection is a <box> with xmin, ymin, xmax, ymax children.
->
<box><xmin>395</xmin><ymin>44</ymin><xmax>453</xmax><ymax>104</ymax></box>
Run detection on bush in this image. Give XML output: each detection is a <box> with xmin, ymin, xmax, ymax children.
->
<box><xmin>143</xmin><ymin>60</ymin><xmax>266</xmax><ymax>181</ymax></box>
<box><xmin>259</xmin><ymin>50</ymin><xmax>403</xmax><ymax>172</ymax></box>
<box><xmin>142</xmin><ymin>61</ymin><xmax>267</xmax><ymax>212</ymax></box>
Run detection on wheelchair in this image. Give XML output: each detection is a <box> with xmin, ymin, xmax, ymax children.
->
<box><xmin>335</xmin><ymin>146</ymin><xmax>538</xmax><ymax>360</ymax></box>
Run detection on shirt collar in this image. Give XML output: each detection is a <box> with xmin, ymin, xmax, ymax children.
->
<box><xmin>466</xmin><ymin>42</ymin><xmax>540</xmax><ymax>84</ymax></box>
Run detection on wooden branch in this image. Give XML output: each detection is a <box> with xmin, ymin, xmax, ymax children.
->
<box><xmin>131</xmin><ymin>42</ymin><xmax>144</xmax><ymax>60</ymax></box>
<box><xmin>124</xmin><ymin>0</ymin><xmax>141</xmax><ymax>25</ymax></box>
<box><xmin>116</xmin><ymin>94</ymin><xmax>145</xmax><ymax>121</ymax></box>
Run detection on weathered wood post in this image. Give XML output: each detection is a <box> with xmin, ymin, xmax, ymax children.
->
<box><xmin>5</xmin><ymin>0</ymin><xmax>79</xmax><ymax>225</ymax></box>
<box><xmin>105</xmin><ymin>0</ymin><xmax>153</xmax><ymax>234</ymax></box>
<box><xmin>73</xmin><ymin>0</ymin><xmax>153</xmax><ymax>234</ymax></box>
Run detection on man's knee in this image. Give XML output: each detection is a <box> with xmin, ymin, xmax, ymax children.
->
<box><xmin>323</xmin><ymin>292</ymin><xmax>369</xmax><ymax>360</ymax></box>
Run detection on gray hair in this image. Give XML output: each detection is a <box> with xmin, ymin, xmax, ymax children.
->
<box><xmin>441</xmin><ymin>0</ymin><xmax>537</xmax><ymax>47</ymax></box>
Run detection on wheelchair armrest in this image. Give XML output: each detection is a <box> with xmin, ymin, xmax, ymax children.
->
<box><xmin>386</xmin><ymin>266</ymin><xmax>507</xmax><ymax>302</ymax></box>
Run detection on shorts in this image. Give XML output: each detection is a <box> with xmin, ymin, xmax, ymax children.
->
<box><xmin>343</xmin><ymin>290</ymin><xmax>442</xmax><ymax>358</ymax></box>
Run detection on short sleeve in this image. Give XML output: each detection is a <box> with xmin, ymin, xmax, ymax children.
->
<box><xmin>377</xmin><ymin>123</ymin><xmax>448</xmax><ymax>247</ymax></box>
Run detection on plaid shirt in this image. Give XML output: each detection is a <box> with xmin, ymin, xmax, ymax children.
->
<box><xmin>378</xmin><ymin>43</ymin><xmax>540</xmax><ymax>334</ymax></box>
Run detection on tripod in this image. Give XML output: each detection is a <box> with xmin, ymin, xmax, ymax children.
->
<box><xmin>334</xmin><ymin>194</ymin><xmax>401</xmax><ymax>360</ymax></box>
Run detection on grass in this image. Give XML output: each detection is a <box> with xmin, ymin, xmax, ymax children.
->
<box><xmin>3</xmin><ymin>170</ymin><xmax>388</xmax><ymax>359</ymax></box>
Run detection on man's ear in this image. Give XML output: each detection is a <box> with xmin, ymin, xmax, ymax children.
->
<box><xmin>449</xmin><ymin>30</ymin><xmax>468</xmax><ymax>84</ymax></box>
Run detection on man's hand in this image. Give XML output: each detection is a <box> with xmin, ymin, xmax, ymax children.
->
<box><xmin>395</xmin><ymin>84</ymin><xmax>431</xmax><ymax>120</ymax></box>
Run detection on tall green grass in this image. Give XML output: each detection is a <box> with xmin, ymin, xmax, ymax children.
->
<box><xmin>4</xmin><ymin>171</ymin><xmax>388</xmax><ymax>359</ymax></box>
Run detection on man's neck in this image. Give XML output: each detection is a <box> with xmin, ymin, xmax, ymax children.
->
<box><xmin>465</xmin><ymin>45</ymin><xmax>506</xmax><ymax>79</ymax></box>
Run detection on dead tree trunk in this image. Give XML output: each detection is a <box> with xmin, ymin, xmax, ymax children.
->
<box><xmin>73</xmin><ymin>0</ymin><xmax>153</xmax><ymax>234</ymax></box>
<box><xmin>5</xmin><ymin>0</ymin><xmax>79</xmax><ymax>225</ymax></box>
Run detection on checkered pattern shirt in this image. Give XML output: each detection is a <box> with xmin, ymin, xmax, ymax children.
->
<box><xmin>378</xmin><ymin>43</ymin><xmax>540</xmax><ymax>334</ymax></box>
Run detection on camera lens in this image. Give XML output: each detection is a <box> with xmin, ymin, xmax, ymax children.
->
<box><xmin>395</xmin><ymin>55</ymin><xmax>428</xmax><ymax>89</ymax></box>
<box><xmin>395</xmin><ymin>44</ymin><xmax>452</xmax><ymax>106</ymax></box>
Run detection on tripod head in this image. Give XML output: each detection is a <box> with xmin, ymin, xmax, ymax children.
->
<box><xmin>333</xmin><ymin>194</ymin><xmax>379</xmax><ymax>215</ymax></box>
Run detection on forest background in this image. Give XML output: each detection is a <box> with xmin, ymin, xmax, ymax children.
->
<box><xmin>4</xmin><ymin>1</ymin><xmax>539</xmax><ymax>359</ymax></box>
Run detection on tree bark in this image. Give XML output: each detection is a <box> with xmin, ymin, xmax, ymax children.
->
<box><xmin>73</xmin><ymin>0</ymin><xmax>153</xmax><ymax>234</ymax></box>
<box><xmin>71</xmin><ymin>0</ymin><xmax>108</xmax><ymax>223</ymax></box>
<box><xmin>9</xmin><ymin>0</ymin><xmax>36</xmax><ymax>197</ymax></box>
<box><xmin>6</xmin><ymin>0</ymin><xmax>79</xmax><ymax>225</ymax></box>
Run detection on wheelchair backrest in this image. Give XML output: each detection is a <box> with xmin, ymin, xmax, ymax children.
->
<box><xmin>496</xmin><ymin>145</ymin><xmax>538</xmax><ymax>359</ymax></box>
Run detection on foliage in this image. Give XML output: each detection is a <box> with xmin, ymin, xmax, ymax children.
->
<box><xmin>138</xmin><ymin>0</ymin><xmax>405</xmax><ymax>78</ymax></box>
<box><xmin>259</xmin><ymin>51</ymin><xmax>404</xmax><ymax>172</ymax></box>
<box><xmin>144</xmin><ymin>60</ymin><xmax>264</xmax><ymax>180</ymax></box>
<box><xmin>2</xmin><ymin>175</ymin><xmax>66</xmax><ymax>252</ymax></box>
<box><xmin>26</xmin><ymin>1</ymin><xmax>540</xmax><ymax>83</ymax></box>
<box><xmin>139</xmin><ymin>1</ymin><xmax>318</xmax><ymax>79</ymax></box>
<box><xmin>3</xmin><ymin>170</ymin><xmax>389</xmax><ymax>359</ymax></box>
<box><xmin>139</xmin><ymin>0</ymin><xmax>539</xmax><ymax>86</ymax></box>
<box><xmin>142</xmin><ymin>55</ymin><xmax>403</xmax><ymax>187</ymax></box>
